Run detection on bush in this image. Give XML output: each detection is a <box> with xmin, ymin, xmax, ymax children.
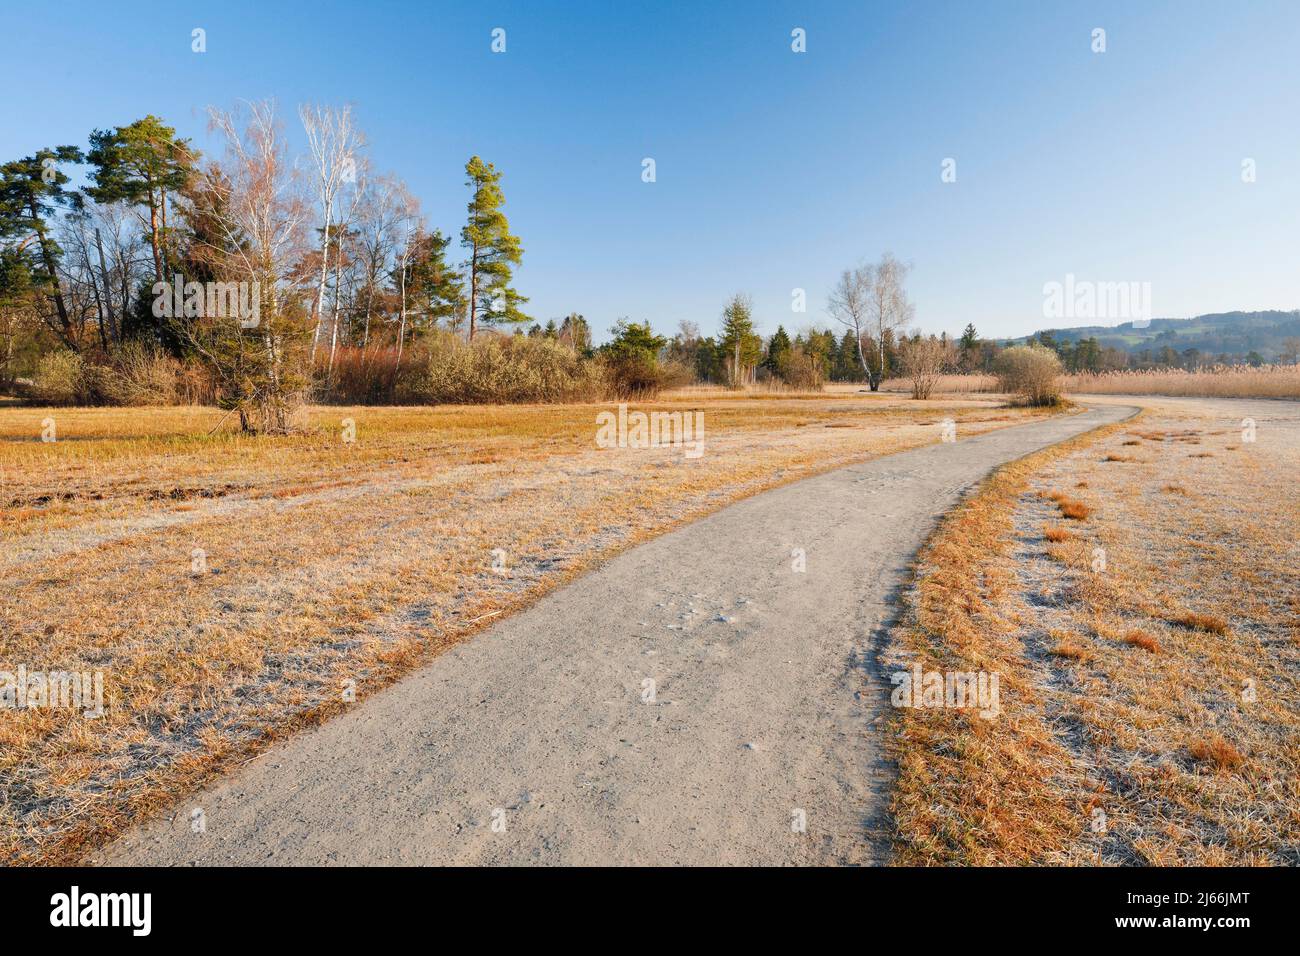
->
<box><xmin>600</xmin><ymin>352</ymin><xmax>695</xmax><ymax>398</ymax></box>
<box><xmin>321</xmin><ymin>344</ymin><xmax>424</xmax><ymax>405</ymax></box>
<box><xmin>30</xmin><ymin>351</ymin><xmax>88</xmax><ymax>405</ymax></box>
<box><xmin>419</xmin><ymin>333</ymin><xmax>604</xmax><ymax>404</ymax></box>
<box><xmin>111</xmin><ymin>343</ymin><xmax>181</xmax><ymax>405</ymax></box>
<box><xmin>29</xmin><ymin>345</ymin><xmax>183</xmax><ymax>406</ymax></box>
<box><xmin>898</xmin><ymin>336</ymin><xmax>954</xmax><ymax>399</ymax></box>
<box><xmin>777</xmin><ymin>346</ymin><xmax>825</xmax><ymax>391</ymax></box>
<box><xmin>600</xmin><ymin>319</ymin><xmax>673</xmax><ymax>398</ymax></box>
<box><xmin>994</xmin><ymin>344</ymin><xmax>1063</xmax><ymax>406</ymax></box>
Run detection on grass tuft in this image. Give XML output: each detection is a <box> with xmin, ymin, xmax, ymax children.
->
<box><xmin>1171</xmin><ymin>611</ymin><xmax>1229</xmax><ymax>634</ymax></box>
<box><xmin>1189</xmin><ymin>735</ymin><xmax>1244</xmax><ymax>772</ymax></box>
<box><xmin>1122</xmin><ymin>629</ymin><xmax>1161</xmax><ymax>653</ymax></box>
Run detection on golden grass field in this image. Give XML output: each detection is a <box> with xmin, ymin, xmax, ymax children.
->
<box><xmin>885</xmin><ymin>396</ymin><xmax>1300</xmax><ymax>864</ymax></box>
<box><xmin>872</xmin><ymin>365</ymin><xmax>1300</xmax><ymax>399</ymax></box>
<box><xmin>1065</xmin><ymin>365</ymin><xmax>1300</xmax><ymax>399</ymax></box>
<box><xmin>0</xmin><ymin>390</ymin><xmax>1056</xmax><ymax>863</ymax></box>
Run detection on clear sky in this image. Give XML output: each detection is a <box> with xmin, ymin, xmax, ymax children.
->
<box><xmin>4</xmin><ymin>0</ymin><xmax>1298</xmax><ymax>342</ymax></box>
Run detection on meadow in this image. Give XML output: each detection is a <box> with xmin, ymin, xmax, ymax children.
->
<box><xmin>886</xmin><ymin>395</ymin><xmax>1300</xmax><ymax>864</ymax></box>
<box><xmin>0</xmin><ymin>389</ymin><xmax>1055</xmax><ymax>863</ymax></box>
<box><xmin>872</xmin><ymin>365</ymin><xmax>1300</xmax><ymax>400</ymax></box>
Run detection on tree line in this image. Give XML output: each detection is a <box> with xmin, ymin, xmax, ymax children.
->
<box><xmin>0</xmin><ymin>105</ymin><xmax>540</xmax><ymax>429</ymax></box>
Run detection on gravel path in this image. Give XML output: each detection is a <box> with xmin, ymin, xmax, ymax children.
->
<box><xmin>96</xmin><ymin>404</ymin><xmax>1135</xmax><ymax>866</ymax></box>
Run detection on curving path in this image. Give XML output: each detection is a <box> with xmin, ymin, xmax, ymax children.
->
<box><xmin>97</xmin><ymin>404</ymin><xmax>1136</xmax><ymax>866</ymax></box>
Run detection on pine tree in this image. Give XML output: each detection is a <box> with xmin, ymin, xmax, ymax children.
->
<box><xmin>765</xmin><ymin>325</ymin><xmax>792</xmax><ymax>373</ymax></box>
<box><xmin>0</xmin><ymin>146</ymin><xmax>85</xmax><ymax>348</ymax></box>
<box><xmin>461</xmin><ymin>156</ymin><xmax>527</xmax><ymax>339</ymax></box>
<box><xmin>719</xmin><ymin>293</ymin><xmax>762</xmax><ymax>387</ymax></box>
<box><xmin>959</xmin><ymin>323</ymin><xmax>978</xmax><ymax>352</ymax></box>
<box><xmin>958</xmin><ymin>322</ymin><xmax>980</xmax><ymax>371</ymax></box>
<box><xmin>407</xmin><ymin>228</ymin><xmax>466</xmax><ymax>331</ymax></box>
<box><xmin>87</xmin><ymin>116</ymin><xmax>196</xmax><ymax>287</ymax></box>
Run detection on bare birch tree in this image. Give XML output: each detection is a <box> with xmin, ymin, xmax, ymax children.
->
<box><xmin>829</xmin><ymin>252</ymin><xmax>913</xmax><ymax>391</ymax></box>
<box><xmin>198</xmin><ymin>100</ymin><xmax>311</xmax><ymax>432</ymax></box>
<box><xmin>325</xmin><ymin>158</ymin><xmax>368</xmax><ymax>379</ymax></box>
<box><xmin>827</xmin><ymin>262</ymin><xmax>874</xmax><ymax>385</ymax></box>
<box><xmin>299</xmin><ymin>104</ymin><xmax>364</xmax><ymax>367</ymax></box>
<box><xmin>353</xmin><ymin>174</ymin><xmax>405</xmax><ymax>350</ymax></box>
<box><xmin>390</xmin><ymin>195</ymin><xmax>423</xmax><ymax>371</ymax></box>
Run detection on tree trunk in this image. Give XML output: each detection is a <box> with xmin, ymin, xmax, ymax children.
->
<box><xmin>394</xmin><ymin>264</ymin><xmax>408</xmax><ymax>394</ymax></box>
<box><xmin>468</xmin><ymin>243</ymin><xmax>479</xmax><ymax>342</ymax></box>
<box><xmin>147</xmin><ymin>201</ymin><xmax>163</xmax><ymax>282</ymax></box>
<box><xmin>30</xmin><ymin>198</ymin><xmax>75</xmax><ymax>349</ymax></box>
<box><xmin>854</xmin><ymin>325</ymin><xmax>868</xmax><ymax>379</ymax></box>
<box><xmin>327</xmin><ymin>252</ymin><xmax>344</xmax><ymax>379</ymax></box>
<box><xmin>94</xmin><ymin>228</ymin><xmax>120</xmax><ymax>345</ymax></box>
<box><xmin>311</xmin><ymin>216</ymin><xmax>332</xmax><ymax>365</ymax></box>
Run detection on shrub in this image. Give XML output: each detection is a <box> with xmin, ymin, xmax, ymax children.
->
<box><xmin>29</xmin><ymin>346</ymin><xmax>185</xmax><ymax>406</ymax></box>
<box><xmin>30</xmin><ymin>351</ymin><xmax>88</xmax><ymax>405</ymax></box>
<box><xmin>898</xmin><ymin>335</ymin><xmax>954</xmax><ymax>399</ymax></box>
<box><xmin>108</xmin><ymin>343</ymin><xmax>181</xmax><ymax>405</ymax></box>
<box><xmin>994</xmin><ymin>344</ymin><xmax>1063</xmax><ymax>406</ymax></box>
<box><xmin>321</xmin><ymin>344</ymin><xmax>425</xmax><ymax>405</ymax></box>
<box><xmin>600</xmin><ymin>319</ymin><xmax>672</xmax><ymax>398</ymax></box>
<box><xmin>777</xmin><ymin>345</ymin><xmax>826</xmax><ymax>391</ymax></box>
<box><xmin>420</xmin><ymin>333</ymin><xmax>603</xmax><ymax>404</ymax></box>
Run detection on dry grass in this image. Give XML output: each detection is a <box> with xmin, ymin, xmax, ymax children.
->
<box><xmin>1121</xmin><ymin>630</ymin><xmax>1162</xmax><ymax>654</ymax></box>
<box><xmin>1050</xmin><ymin>495</ymin><xmax>1092</xmax><ymax>520</ymax></box>
<box><xmin>878</xmin><ymin>374</ymin><xmax>998</xmax><ymax>395</ymax></box>
<box><xmin>0</xmin><ymin>392</ymin><xmax>1058</xmax><ymax>864</ymax></box>
<box><xmin>1043</xmin><ymin>526</ymin><xmax>1074</xmax><ymax>543</ymax></box>
<box><xmin>882</xmin><ymin>418</ymin><xmax>1135</xmax><ymax>866</ymax></box>
<box><xmin>1171</xmin><ymin>611</ymin><xmax>1230</xmax><ymax>634</ymax></box>
<box><xmin>886</xmin><ymin>396</ymin><xmax>1300</xmax><ymax>865</ymax></box>
<box><xmin>1066</xmin><ymin>364</ymin><xmax>1300</xmax><ymax>399</ymax></box>
<box><xmin>1050</xmin><ymin>631</ymin><xmax>1095</xmax><ymax>662</ymax></box>
<box><xmin>1189</xmin><ymin>735</ymin><xmax>1245</xmax><ymax>772</ymax></box>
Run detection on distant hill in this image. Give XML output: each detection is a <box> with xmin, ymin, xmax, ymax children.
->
<box><xmin>1012</xmin><ymin>310</ymin><xmax>1300</xmax><ymax>360</ymax></box>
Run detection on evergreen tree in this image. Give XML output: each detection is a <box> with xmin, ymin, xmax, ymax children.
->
<box><xmin>0</xmin><ymin>145</ymin><xmax>85</xmax><ymax>348</ymax></box>
<box><xmin>695</xmin><ymin>336</ymin><xmax>724</xmax><ymax>382</ymax></box>
<box><xmin>407</xmin><ymin>228</ymin><xmax>466</xmax><ymax>331</ymax></box>
<box><xmin>719</xmin><ymin>293</ymin><xmax>762</xmax><ymax>387</ymax></box>
<box><xmin>764</xmin><ymin>325</ymin><xmax>792</xmax><ymax>373</ymax></box>
<box><xmin>461</xmin><ymin>155</ymin><xmax>527</xmax><ymax>338</ymax></box>
<box><xmin>87</xmin><ymin>116</ymin><xmax>196</xmax><ymax>287</ymax></box>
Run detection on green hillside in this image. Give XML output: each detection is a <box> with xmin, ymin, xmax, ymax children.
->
<box><xmin>1014</xmin><ymin>310</ymin><xmax>1300</xmax><ymax>361</ymax></box>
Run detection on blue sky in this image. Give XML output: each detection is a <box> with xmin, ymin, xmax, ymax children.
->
<box><xmin>4</xmin><ymin>0</ymin><xmax>1298</xmax><ymax>342</ymax></box>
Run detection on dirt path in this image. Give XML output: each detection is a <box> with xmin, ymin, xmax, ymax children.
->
<box><xmin>95</xmin><ymin>404</ymin><xmax>1135</xmax><ymax>866</ymax></box>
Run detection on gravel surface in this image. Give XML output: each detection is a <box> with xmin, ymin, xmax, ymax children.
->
<box><xmin>96</xmin><ymin>404</ymin><xmax>1134</xmax><ymax>866</ymax></box>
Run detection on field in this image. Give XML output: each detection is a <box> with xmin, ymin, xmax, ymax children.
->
<box><xmin>1064</xmin><ymin>366</ymin><xmax>1300</xmax><ymax>399</ymax></box>
<box><xmin>872</xmin><ymin>365</ymin><xmax>1300</xmax><ymax>400</ymax></box>
<box><xmin>885</xmin><ymin>395</ymin><xmax>1300</xmax><ymax>864</ymax></box>
<box><xmin>0</xmin><ymin>390</ymin><xmax>1056</xmax><ymax>863</ymax></box>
